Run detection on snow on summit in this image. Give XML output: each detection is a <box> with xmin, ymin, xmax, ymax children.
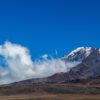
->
<box><xmin>65</xmin><ymin>47</ymin><xmax>92</xmax><ymax>62</ymax></box>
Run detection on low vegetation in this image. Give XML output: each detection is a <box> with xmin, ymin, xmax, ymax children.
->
<box><xmin>0</xmin><ymin>83</ymin><xmax>100</xmax><ymax>95</ymax></box>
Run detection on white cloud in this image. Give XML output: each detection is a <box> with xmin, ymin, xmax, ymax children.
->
<box><xmin>40</xmin><ymin>54</ymin><xmax>48</xmax><ymax>60</ymax></box>
<box><xmin>0</xmin><ymin>41</ymin><xmax>81</xmax><ymax>84</ymax></box>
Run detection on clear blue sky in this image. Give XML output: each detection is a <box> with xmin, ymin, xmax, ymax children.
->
<box><xmin>0</xmin><ymin>0</ymin><xmax>100</xmax><ymax>59</ymax></box>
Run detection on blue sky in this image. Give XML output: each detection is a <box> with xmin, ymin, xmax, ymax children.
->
<box><xmin>0</xmin><ymin>0</ymin><xmax>100</xmax><ymax>59</ymax></box>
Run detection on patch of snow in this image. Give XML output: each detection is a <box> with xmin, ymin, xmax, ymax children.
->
<box><xmin>85</xmin><ymin>47</ymin><xmax>92</xmax><ymax>57</ymax></box>
<box><xmin>67</xmin><ymin>47</ymin><xmax>84</xmax><ymax>57</ymax></box>
<box><xmin>99</xmin><ymin>49</ymin><xmax>100</xmax><ymax>53</ymax></box>
<box><xmin>66</xmin><ymin>47</ymin><xmax>92</xmax><ymax>61</ymax></box>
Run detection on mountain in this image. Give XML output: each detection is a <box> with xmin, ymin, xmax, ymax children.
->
<box><xmin>45</xmin><ymin>47</ymin><xmax>100</xmax><ymax>84</ymax></box>
<box><xmin>6</xmin><ymin>47</ymin><xmax>100</xmax><ymax>84</ymax></box>
<box><xmin>1</xmin><ymin>47</ymin><xmax>100</xmax><ymax>95</ymax></box>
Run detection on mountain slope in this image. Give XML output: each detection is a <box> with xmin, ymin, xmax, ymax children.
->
<box><xmin>45</xmin><ymin>47</ymin><xmax>100</xmax><ymax>84</ymax></box>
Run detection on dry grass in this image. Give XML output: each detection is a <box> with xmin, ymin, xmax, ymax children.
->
<box><xmin>0</xmin><ymin>83</ymin><xmax>100</xmax><ymax>100</ymax></box>
<box><xmin>0</xmin><ymin>93</ymin><xmax>100</xmax><ymax>100</ymax></box>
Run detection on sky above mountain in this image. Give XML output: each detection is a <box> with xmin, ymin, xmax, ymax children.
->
<box><xmin>0</xmin><ymin>0</ymin><xmax>100</xmax><ymax>59</ymax></box>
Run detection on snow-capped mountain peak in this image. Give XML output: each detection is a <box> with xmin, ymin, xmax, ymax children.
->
<box><xmin>68</xmin><ymin>47</ymin><xmax>92</xmax><ymax>57</ymax></box>
<box><xmin>64</xmin><ymin>47</ymin><xmax>92</xmax><ymax>62</ymax></box>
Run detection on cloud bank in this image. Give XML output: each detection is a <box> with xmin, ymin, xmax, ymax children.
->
<box><xmin>0</xmin><ymin>41</ymin><xmax>80</xmax><ymax>84</ymax></box>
